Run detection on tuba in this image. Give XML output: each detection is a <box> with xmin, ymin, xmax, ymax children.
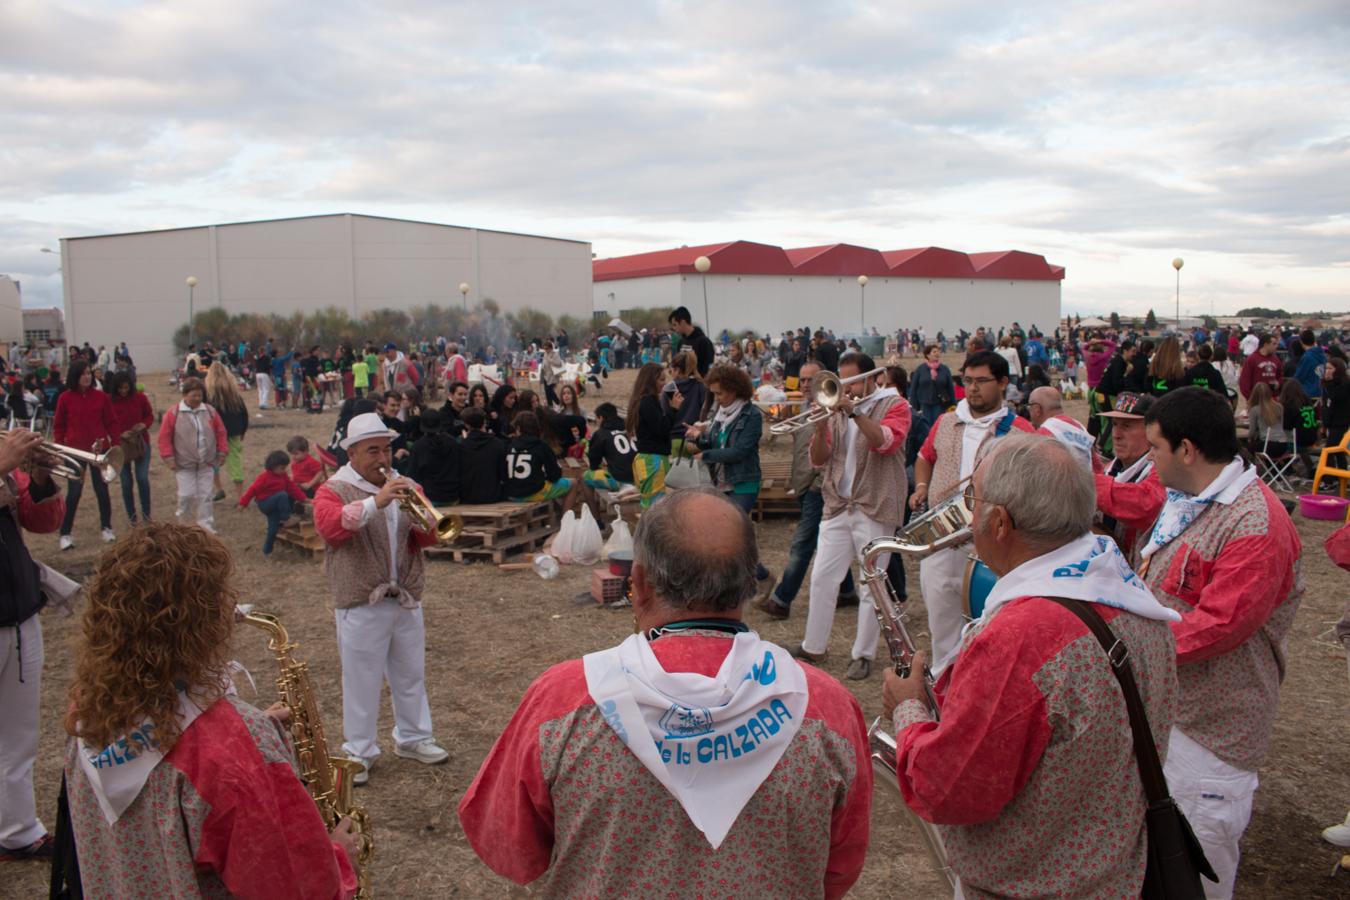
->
<box><xmin>858</xmin><ymin>536</ymin><xmax>957</xmax><ymax>890</ymax></box>
<box><xmin>237</xmin><ymin>606</ymin><xmax>373</xmax><ymax>898</ymax></box>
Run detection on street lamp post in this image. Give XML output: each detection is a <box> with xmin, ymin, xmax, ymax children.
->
<box><xmin>458</xmin><ymin>281</ymin><xmax>470</xmax><ymax>312</ymax></box>
<box><xmin>1172</xmin><ymin>258</ymin><xmax>1184</xmax><ymax>331</ymax></box>
<box><xmin>694</xmin><ymin>256</ymin><xmax>711</xmax><ymax>335</ymax></box>
<box><xmin>185</xmin><ymin>276</ymin><xmax>199</xmax><ymax>354</ymax></box>
<box><xmin>857</xmin><ymin>275</ymin><xmax>869</xmax><ymax>335</ymax></box>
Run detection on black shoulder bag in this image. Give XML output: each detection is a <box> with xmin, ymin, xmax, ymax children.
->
<box><xmin>1045</xmin><ymin>597</ymin><xmax>1217</xmax><ymax>899</ymax></box>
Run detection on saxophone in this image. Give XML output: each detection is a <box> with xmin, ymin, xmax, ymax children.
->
<box><xmin>858</xmin><ymin>536</ymin><xmax>957</xmax><ymax>891</ymax></box>
<box><xmin>237</xmin><ymin>606</ymin><xmax>374</xmax><ymax>898</ymax></box>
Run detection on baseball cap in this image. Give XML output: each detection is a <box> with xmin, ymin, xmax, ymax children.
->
<box><xmin>1099</xmin><ymin>392</ymin><xmax>1154</xmax><ymax>420</ymax></box>
<box><xmin>383</xmin><ymin>342</ymin><xmax>397</xmax><ymax>351</ymax></box>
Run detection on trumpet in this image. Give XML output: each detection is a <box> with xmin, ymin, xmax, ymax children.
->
<box><xmin>1</xmin><ymin>430</ymin><xmax>124</xmax><ymax>483</ymax></box>
<box><xmin>377</xmin><ymin>467</ymin><xmax>463</xmax><ymax>542</ymax></box>
<box><xmin>768</xmin><ymin>366</ymin><xmax>889</xmax><ymax>434</ymax></box>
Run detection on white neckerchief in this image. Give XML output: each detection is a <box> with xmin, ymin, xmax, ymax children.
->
<box><xmin>837</xmin><ymin>387</ymin><xmax>898</xmax><ymax>500</ymax></box>
<box><xmin>1111</xmin><ymin>454</ymin><xmax>1154</xmax><ymax>484</ymax></box>
<box><xmin>1038</xmin><ymin>415</ymin><xmax>1094</xmax><ymax>471</ymax></box>
<box><xmin>1141</xmin><ymin>457</ymin><xmax>1257</xmax><ymax>560</ymax></box>
<box><xmin>328</xmin><ymin>464</ymin><xmax>400</xmax><ymax>587</ymax></box>
<box><xmin>583</xmin><ymin>632</ymin><xmax>809</xmax><ymax>849</ymax></box>
<box><xmin>75</xmin><ymin>676</ymin><xmax>238</xmax><ymax>825</ymax></box>
<box><xmin>711</xmin><ymin>398</ymin><xmax>748</xmax><ymax>428</ymax></box>
<box><xmin>978</xmin><ymin>533</ymin><xmax>1180</xmax><ymax>628</ymax></box>
<box><xmin>954</xmin><ymin>400</ymin><xmax>1008</xmax><ymax>480</ymax></box>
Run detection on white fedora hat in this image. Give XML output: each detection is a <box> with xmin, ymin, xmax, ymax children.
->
<box><xmin>340</xmin><ymin>412</ymin><xmax>400</xmax><ymax>450</ymax></box>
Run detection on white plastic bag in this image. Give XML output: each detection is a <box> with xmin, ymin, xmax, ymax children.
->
<box><xmin>571</xmin><ymin>506</ymin><xmax>605</xmax><ymax>565</ymax></box>
<box><xmin>665</xmin><ymin>454</ymin><xmax>714</xmax><ymax>491</ymax></box>
<box><xmin>551</xmin><ymin>510</ymin><xmax>579</xmax><ymax>564</ymax></box>
<box><xmin>603</xmin><ymin>519</ymin><xmax>634</xmax><ymax>557</ymax></box>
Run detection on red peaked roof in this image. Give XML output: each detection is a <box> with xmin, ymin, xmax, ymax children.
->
<box><xmin>593</xmin><ymin>241</ymin><xmax>1065</xmax><ymax>282</ymax></box>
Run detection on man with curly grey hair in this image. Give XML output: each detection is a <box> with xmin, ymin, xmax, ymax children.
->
<box><xmin>460</xmin><ymin>488</ymin><xmax>873</xmax><ymax>897</ymax></box>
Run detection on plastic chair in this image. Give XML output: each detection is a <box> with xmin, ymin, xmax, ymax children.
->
<box><xmin>1313</xmin><ymin>430</ymin><xmax>1350</xmax><ymax>497</ymax></box>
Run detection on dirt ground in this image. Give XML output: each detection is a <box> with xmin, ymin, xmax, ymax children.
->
<box><xmin>7</xmin><ymin>354</ymin><xmax>1350</xmax><ymax>898</ymax></box>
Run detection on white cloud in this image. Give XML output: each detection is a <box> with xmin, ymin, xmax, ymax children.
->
<box><xmin>0</xmin><ymin>0</ymin><xmax>1346</xmax><ymax>317</ymax></box>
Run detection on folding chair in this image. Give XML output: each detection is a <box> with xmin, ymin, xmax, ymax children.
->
<box><xmin>1313</xmin><ymin>430</ymin><xmax>1350</xmax><ymax>497</ymax></box>
<box><xmin>1257</xmin><ymin>431</ymin><xmax>1298</xmax><ymax>493</ymax></box>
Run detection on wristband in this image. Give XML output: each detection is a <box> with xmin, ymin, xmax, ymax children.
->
<box><xmin>915</xmin><ymin>482</ymin><xmax>928</xmax><ymax>488</ymax></box>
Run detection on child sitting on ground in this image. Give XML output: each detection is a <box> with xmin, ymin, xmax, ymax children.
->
<box><xmin>238</xmin><ymin>450</ymin><xmax>308</xmax><ymax>556</ymax></box>
<box><xmin>287</xmin><ymin>435</ymin><xmax>326</xmax><ymax>497</ymax></box>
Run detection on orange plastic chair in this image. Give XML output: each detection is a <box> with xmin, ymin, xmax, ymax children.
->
<box><xmin>1312</xmin><ymin>431</ymin><xmax>1350</xmax><ymax>498</ymax></box>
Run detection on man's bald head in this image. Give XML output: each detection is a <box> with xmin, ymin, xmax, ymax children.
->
<box><xmin>633</xmin><ymin>489</ymin><xmax>760</xmax><ymax>612</ymax></box>
<box><xmin>1027</xmin><ymin>386</ymin><xmax>1063</xmax><ymax>429</ymax></box>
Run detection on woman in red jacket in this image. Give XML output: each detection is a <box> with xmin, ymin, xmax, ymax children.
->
<box><xmin>107</xmin><ymin>371</ymin><xmax>154</xmax><ymax>524</ymax></box>
<box><xmin>53</xmin><ymin>359</ymin><xmax>115</xmax><ymax>550</ymax></box>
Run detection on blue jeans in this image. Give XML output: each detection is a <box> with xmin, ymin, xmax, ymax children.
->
<box><xmin>725</xmin><ymin>489</ymin><xmax>771</xmax><ymax>582</ymax></box>
<box><xmin>771</xmin><ymin>490</ymin><xmax>856</xmax><ymax>608</ymax></box>
<box><xmin>920</xmin><ymin>402</ymin><xmax>946</xmax><ymax>428</ymax></box>
<box><xmin>60</xmin><ymin>466</ymin><xmax>112</xmax><ymax>536</ymax></box>
<box><xmin>119</xmin><ymin>453</ymin><xmax>151</xmax><ymax>522</ymax></box>
<box><xmin>257</xmin><ymin>492</ymin><xmax>293</xmax><ymax>555</ymax></box>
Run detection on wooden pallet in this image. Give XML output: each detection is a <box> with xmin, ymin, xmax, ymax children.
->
<box><xmin>425</xmin><ymin>500</ymin><xmax>559</xmax><ymax>564</ymax></box>
<box><xmin>754</xmin><ymin>459</ymin><xmax>799</xmax><ymax>520</ymax></box>
<box><xmin>273</xmin><ymin>520</ymin><xmax>326</xmax><ymax>558</ymax></box>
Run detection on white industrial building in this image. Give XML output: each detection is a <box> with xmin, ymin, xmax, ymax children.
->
<box><xmin>593</xmin><ymin>241</ymin><xmax>1064</xmax><ymax>338</ymax></box>
<box><xmin>59</xmin><ymin>213</ymin><xmax>593</xmax><ymax>371</ymax></box>
<box><xmin>0</xmin><ymin>276</ymin><xmax>22</xmax><ymax>350</ymax></box>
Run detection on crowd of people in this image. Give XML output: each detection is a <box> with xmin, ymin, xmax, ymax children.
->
<box><xmin>2</xmin><ymin>307</ymin><xmax>1348</xmax><ymax>900</ymax></box>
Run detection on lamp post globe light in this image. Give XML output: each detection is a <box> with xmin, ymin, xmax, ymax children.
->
<box><xmin>1172</xmin><ymin>258</ymin><xmax>1184</xmax><ymax>330</ymax></box>
<box><xmin>458</xmin><ymin>281</ymin><xmax>470</xmax><ymax>311</ymax></box>
<box><xmin>857</xmin><ymin>275</ymin><xmax>869</xmax><ymax>334</ymax></box>
<box><xmin>185</xmin><ymin>276</ymin><xmax>199</xmax><ymax>355</ymax></box>
<box><xmin>693</xmin><ymin>256</ymin><xmax>711</xmax><ymax>335</ymax></box>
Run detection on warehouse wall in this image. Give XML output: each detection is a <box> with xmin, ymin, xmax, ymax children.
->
<box><xmin>63</xmin><ymin>215</ymin><xmax>592</xmax><ymax>371</ymax></box>
<box><xmin>594</xmin><ymin>273</ymin><xmax>1061</xmax><ymax>338</ymax></box>
<box><xmin>0</xmin><ymin>277</ymin><xmax>24</xmax><ymax>348</ymax></box>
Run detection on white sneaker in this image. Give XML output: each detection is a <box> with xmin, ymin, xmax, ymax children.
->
<box><xmin>1323</xmin><ymin>812</ymin><xmax>1350</xmax><ymax>847</ymax></box>
<box><xmin>58</xmin><ymin>535</ymin><xmax>74</xmax><ymax>551</ymax></box>
<box><xmin>394</xmin><ymin>739</ymin><xmax>449</xmax><ymax>765</ymax></box>
<box><xmin>349</xmin><ymin>755</ymin><xmax>373</xmax><ymax>786</ymax></box>
<box><xmin>101</xmin><ymin>528</ymin><xmax>116</xmax><ymax>543</ymax></box>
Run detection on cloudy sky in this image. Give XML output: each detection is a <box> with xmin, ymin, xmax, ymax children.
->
<box><xmin>3</xmin><ymin>0</ymin><xmax>1347</xmax><ymax>318</ymax></box>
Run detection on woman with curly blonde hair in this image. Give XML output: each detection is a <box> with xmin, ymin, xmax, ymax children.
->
<box><xmin>60</xmin><ymin>523</ymin><xmax>359</xmax><ymax>898</ymax></box>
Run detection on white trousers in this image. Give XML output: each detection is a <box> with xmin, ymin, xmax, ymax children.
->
<box><xmin>1163</xmin><ymin>727</ymin><xmax>1258</xmax><ymax>899</ymax></box>
<box><xmin>174</xmin><ymin>467</ymin><xmax>215</xmax><ymax>531</ymax></box>
<box><xmin>256</xmin><ymin>373</ymin><xmax>274</xmax><ymax>409</ymax></box>
<box><xmin>335</xmin><ymin>600</ymin><xmax>434</xmax><ymax>761</ymax></box>
<box><xmin>802</xmin><ymin>507</ymin><xmax>886</xmax><ymax>660</ymax></box>
<box><xmin>0</xmin><ymin>616</ymin><xmax>44</xmax><ymax>850</ymax></box>
<box><xmin>920</xmin><ymin>546</ymin><xmax>969</xmax><ymax>675</ymax></box>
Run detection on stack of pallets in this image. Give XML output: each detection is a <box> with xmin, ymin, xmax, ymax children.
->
<box><xmin>754</xmin><ymin>459</ymin><xmax>798</xmax><ymax>520</ymax></box>
<box><xmin>273</xmin><ymin>518</ymin><xmax>326</xmax><ymax>558</ymax></box>
<box><xmin>425</xmin><ymin>500</ymin><xmax>559</xmax><ymax>564</ymax></box>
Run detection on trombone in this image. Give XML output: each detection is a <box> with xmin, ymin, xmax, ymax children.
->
<box><xmin>378</xmin><ymin>467</ymin><xmax>463</xmax><ymax>542</ymax></box>
<box><xmin>1</xmin><ymin>431</ymin><xmax>125</xmax><ymax>483</ymax></box>
<box><xmin>768</xmin><ymin>366</ymin><xmax>889</xmax><ymax>435</ymax></box>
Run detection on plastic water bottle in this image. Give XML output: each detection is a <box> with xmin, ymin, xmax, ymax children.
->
<box><xmin>533</xmin><ymin>554</ymin><xmax>560</xmax><ymax>580</ymax></box>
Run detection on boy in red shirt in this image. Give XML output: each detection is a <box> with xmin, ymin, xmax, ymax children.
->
<box><xmin>287</xmin><ymin>435</ymin><xmax>326</xmax><ymax>497</ymax></box>
<box><xmin>238</xmin><ymin>450</ymin><xmax>307</xmax><ymax>555</ymax></box>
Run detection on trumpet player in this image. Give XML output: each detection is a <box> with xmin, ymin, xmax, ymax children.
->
<box><xmin>882</xmin><ymin>435</ymin><xmax>1181</xmax><ymax>897</ymax></box>
<box><xmin>313</xmin><ymin>412</ymin><xmax>450</xmax><ymax>785</ymax></box>
<box><xmin>793</xmin><ymin>352</ymin><xmax>911</xmax><ymax>680</ymax></box>
<box><xmin>0</xmin><ymin>429</ymin><xmax>63</xmax><ymax>864</ymax></box>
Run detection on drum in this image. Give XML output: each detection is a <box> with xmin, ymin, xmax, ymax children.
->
<box><xmin>961</xmin><ymin>557</ymin><xmax>997</xmax><ymax>620</ymax></box>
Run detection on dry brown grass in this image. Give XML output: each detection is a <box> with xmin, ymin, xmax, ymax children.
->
<box><xmin>7</xmin><ymin>355</ymin><xmax>1350</xmax><ymax>898</ymax></box>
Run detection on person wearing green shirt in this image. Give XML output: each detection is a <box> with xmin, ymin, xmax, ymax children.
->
<box><xmin>363</xmin><ymin>349</ymin><xmax>380</xmax><ymax>391</ymax></box>
<box><xmin>352</xmin><ymin>359</ymin><xmax>370</xmax><ymax>398</ymax></box>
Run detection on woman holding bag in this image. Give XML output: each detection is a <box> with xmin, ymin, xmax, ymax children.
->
<box><xmin>683</xmin><ymin>364</ymin><xmax>773</xmax><ymax>592</ymax></box>
<box><xmin>107</xmin><ymin>371</ymin><xmax>153</xmax><ymax>523</ymax></box>
<box><xmin>626</xmin><ymin>362</ymin><xmax>682</xmax><ymax>509</ymax></box>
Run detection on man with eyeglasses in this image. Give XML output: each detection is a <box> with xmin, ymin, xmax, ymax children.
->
<box><xmin>911</xmin><ymin>350</ymin><xmax>1033</xmax><ymax>672</ymax></box>
<box><xmin>882</xmin><ymin>434</ymin><xmax>1181</xmax><ymax>898</ymax></box>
